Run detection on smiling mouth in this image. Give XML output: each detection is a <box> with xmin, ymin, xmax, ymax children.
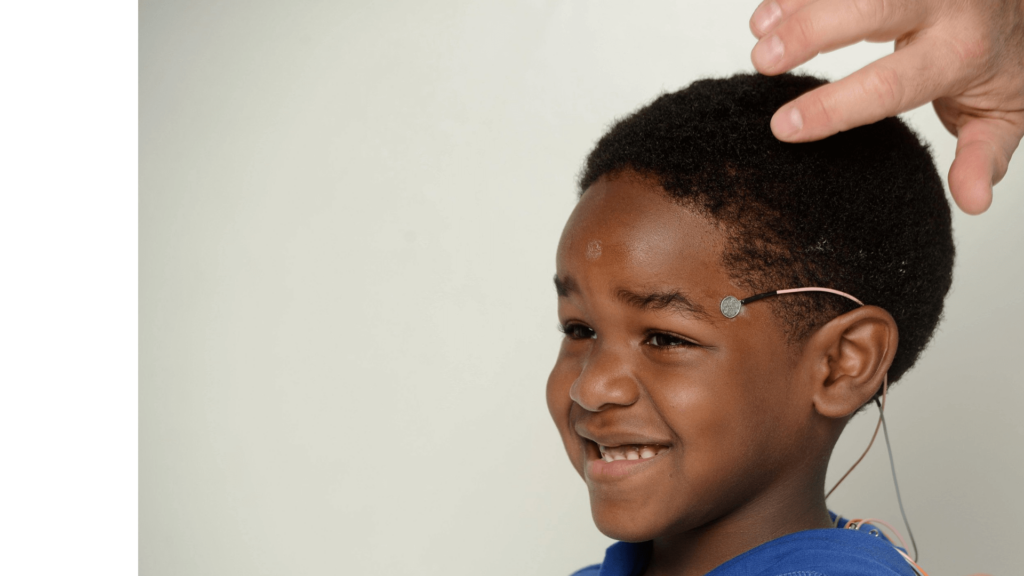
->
<box><xmin>596</xmin><ymin>443</ymin><xmax>669</xmax><ymax>462</ymax></box>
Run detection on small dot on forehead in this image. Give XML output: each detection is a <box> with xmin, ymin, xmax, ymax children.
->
<box><xmin>586</xmin><ymin>240</ymin><xmax>602</xmax><ymax>261</ymax></box>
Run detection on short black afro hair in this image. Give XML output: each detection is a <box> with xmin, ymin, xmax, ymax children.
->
<box><xmin>579</xmin><ymin>73</ymin><xmax>954</xmax><ymax>385</ymax></box>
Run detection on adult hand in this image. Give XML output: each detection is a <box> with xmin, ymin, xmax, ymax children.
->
<box><xmin>749</xmin><ymin>0</ymin><xmax>1024</xmax><ymax>214</ymax></box>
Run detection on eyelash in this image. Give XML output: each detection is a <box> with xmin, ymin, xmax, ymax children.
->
<box><xmin>558</xmin><ymin>322</ymin><xmax>596</xmax><ymax>340</ymax></box>
<box><xmin>558</xmin><ymin>323</ymin><xmax>698</xmax><ymax>348</ymax></box>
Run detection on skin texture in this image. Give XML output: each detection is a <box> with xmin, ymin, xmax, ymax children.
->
<box><xmin>749</xmin><ymin>0</ymin><xmax>1024</xmax><ymax>214</ymax></box>
<box><xmin>548</xmin><ymin>172</ymin><xmax>898</xmax><ymax>576</ymax></box>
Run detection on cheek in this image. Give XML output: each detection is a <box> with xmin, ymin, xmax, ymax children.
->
<box><xmin>547</xmin><ymin>354</ymin><xmax>588</xmax><ymax>477</ymax></box>
<box><xmin>689</xmin><ymin>359</ymin><xmax>797</xmax><ymax>464</ymax></box>
<box><xmin>546</xmin><ymin>351</ymin><xmax>579</xmax><ymax>433</ymax></box>
<box><xmin>655</xmin><ymin>362</ymin><xmax>781</xmax><ymax>462</ymax></box>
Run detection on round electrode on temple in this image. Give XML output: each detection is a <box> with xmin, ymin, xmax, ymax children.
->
<box><xmin>720</xmin><ymin>287</ymin><xmax>864</xmax><ymax>319</ymax></box>
<box><xmin>720</xmin><ymin>296</ymin><xmax>742</xmax><ymax>318</ymax></box>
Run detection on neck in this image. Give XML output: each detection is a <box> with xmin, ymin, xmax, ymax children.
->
<box><xmin>643</xmin><ymin>476</ymin><xmax>833</xmax><ymax>576</ymax></box>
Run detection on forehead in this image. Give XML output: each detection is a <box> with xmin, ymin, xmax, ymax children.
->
<box><xmin>557</xmin><ymin>173</ymin><xmax>730</xmax><ymax>297</ymax></box>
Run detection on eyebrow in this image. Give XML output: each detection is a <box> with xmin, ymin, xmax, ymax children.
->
<box><xmin>554</xmin><ymin>274</ymin><xmax>710</xmax><ymax>319</ymax></box>
<box><xmin>616</xmin><ymin>288</ymin><xmax>710</xmax><ymax>319</ymax></box>
<box><xmin>553</xmin><ymin>274</ymin><xmax>579</xmax><ymax>297</ymax></box>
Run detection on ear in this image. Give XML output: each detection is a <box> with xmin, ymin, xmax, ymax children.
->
<box><xmin>803</xmin><ymin>306</ymin><xmax>898</xmax><ymax>419</ymax></box>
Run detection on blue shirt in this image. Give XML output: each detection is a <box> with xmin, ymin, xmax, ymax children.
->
<box><xmin>571</xmin><ymin>518</ymin><xmax>915</xmax><ymax>576</ymax></box>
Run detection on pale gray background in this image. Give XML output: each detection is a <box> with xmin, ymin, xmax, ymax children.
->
<box><xmin>141</xmin><ymin>1</ymin><xmax>1023</xmax><ymax>574</ymax></box>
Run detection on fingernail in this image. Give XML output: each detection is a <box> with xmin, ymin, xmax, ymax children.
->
<box><xmin>773</xmin><ymin>107</ymin><xmax>803</xmax><ymax>139</ymax></box>
<box><xmin>752</xmin><ymin>1</ymin><xmax>782</xmax><ymax>35</ymax></box>
<box><xmin>753</xmin><ymin>35</ymin><xmax>785</xmax><ymax>70</ymax></box>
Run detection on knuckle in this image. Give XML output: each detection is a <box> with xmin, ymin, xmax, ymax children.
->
<box><xmin>806</xmin><ymin>90</ymin><xmax>841</xmax><ymax>132</ymax></box>
<box><xmin>784</xmin><ymin>13</ymin><xmax>818</xmax><ymax>54</ymax></box>
<box><xmin>850</xmin><ymin>0</ymin><xmax>887</xmax><ymax>27</ymax></box>
<box><xmin>862</xmin><ymin>66</ymin><xmax>905</xmax><ymax>112</ymax></box>
<box><xmin>950</xmin><ymin>35</ymin><xmax>993</xmax><ymax>65</ymax></box>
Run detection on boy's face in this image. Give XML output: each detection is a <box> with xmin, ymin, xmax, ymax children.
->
<box><xmin>548</xmin><ymin>173</ymin><xmax>820</xmax><ymax>542</ymax></box>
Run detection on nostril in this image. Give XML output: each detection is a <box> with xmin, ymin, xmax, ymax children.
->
<box><xmin>570</xmin><ymin>375</ymin><xmax>641</xmax><ymax>412</ymax></box>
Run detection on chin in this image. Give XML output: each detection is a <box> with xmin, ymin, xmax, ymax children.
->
<box><xmin>590</xmin><ymin>499</ymin><xmax>669</xmax><ymax>543</ymax></box>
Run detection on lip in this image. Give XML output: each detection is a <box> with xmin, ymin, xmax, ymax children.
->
<box><xmin>574</xmin><ymin>424</ymin><xmax>673</xmax><ymax>452</ymax></box>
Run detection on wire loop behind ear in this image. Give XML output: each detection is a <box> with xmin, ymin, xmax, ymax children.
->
<box><xmin>720</xmin><ymin>286</ymin><xmax>915</xmax><ymax>562</ymax></box>
<box><xmin>825</xmin><ymin>374</ymin><xmax>887</xmax><ymax>500</ymax></box>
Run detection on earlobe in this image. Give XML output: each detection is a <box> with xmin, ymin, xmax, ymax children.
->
<box><xmin>809</xmin><ymin>306</ymin><xmax>898</xmax><ymax>419</ymax></box>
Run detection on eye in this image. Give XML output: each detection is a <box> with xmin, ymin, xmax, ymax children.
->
<box><xmin>558</xmin><ymin>322</ymin><xmax>596</xmax><ymax>340</ymax></box>
<box><xmin>645</xmin><ymin>332</ymin><xmax>697</xmax><ymax>348</ymax></box>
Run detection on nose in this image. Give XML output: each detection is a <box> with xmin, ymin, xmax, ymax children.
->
<box><xmin>569</xmin><ymin>341</ymin><xmax>641</xmax><ymax>411</ymax></box>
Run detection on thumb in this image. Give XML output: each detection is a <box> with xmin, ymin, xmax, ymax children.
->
<box><xmin>948</xmin><ymin>117</ymin><xmax>1022</xmax><ymax>215</ymax></box>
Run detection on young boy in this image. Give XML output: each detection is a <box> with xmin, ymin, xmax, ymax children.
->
<box><xmin>547</xmin><ymin>73</ymin><xmax>953</xmax><ymax>576</ymax></box>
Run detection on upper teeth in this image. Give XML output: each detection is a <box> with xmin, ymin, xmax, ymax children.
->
<box><xmin>599</xmin><ymin>444</ymin><xmax>665</xmax><ymax>462</ymax></box>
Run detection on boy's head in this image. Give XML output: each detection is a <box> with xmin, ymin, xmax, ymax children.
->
<box><xmin>547</xmin><ymin>73</ymin><xmax>953</xmax><ymax>544</ymax></box>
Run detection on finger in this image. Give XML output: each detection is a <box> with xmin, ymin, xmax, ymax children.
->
<box><xmin>749</xmin><ymin>0</ymin><xmax>816</xmax><ymax>39</ymax></box>
<box><xmin>770</xmin><ymin>38</ymin><xmax>958</xmax><ymax>141</ymax></box>
<box><xmin>752</xmin><ymin>0</ymin><xmax>928</xmax><ymax>75</ymax></box>
<box><xmin>948</xmin><ymin>117</ymin><xmax>1023</xmax><ymax>214</ymax></box>
<box><xmin>949</xmin><ymin>139</ymin><xmax>996</xmax><ymax>214</ymax></box>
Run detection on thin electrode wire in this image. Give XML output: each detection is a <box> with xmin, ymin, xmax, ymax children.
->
<box><xmin>739</xmin><ymin>286</ymin><xmax>880</xmax><ymax>500</ymax></box>
<box><xmin>825</xmin><ymin>375</ymin><xmax>887</xmax><ymax>499</ymax></box>
<box><xmin>896</xmin><ymin>549</ymin><xmax>929</xmax><ymax>576</ymax></box>
<box><xmin>775</xmin><ymin>287</ymin><xmax>864</xmax><ymax>305</ymax></box>
<box><xmin>735</xmin><ymin>286</ymin><xmax>918</xmax><ymax>563</ymax></box>
<box><xmin>855</xmin><ymin>517</ymin><xmax>910</xmax><ymax>552</ymax></box>
<box><xmin>875</xmin><ymin>396</ymin><xmax>919</xmax><ymax>563</ymax></box>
